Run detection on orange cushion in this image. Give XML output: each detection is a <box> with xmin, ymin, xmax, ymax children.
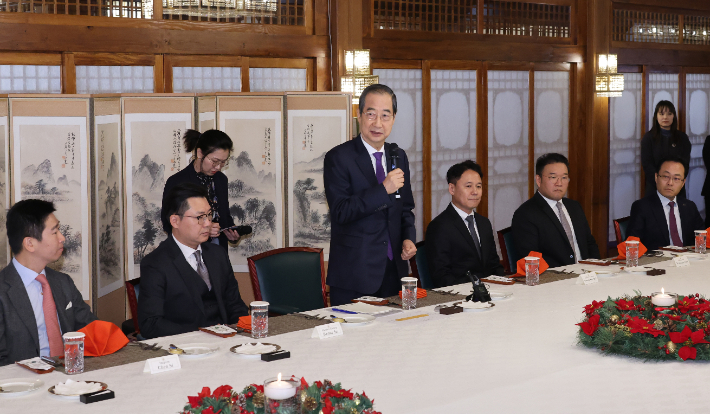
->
<box><xmin>236</xmin><ymin>315</ymin><xmax>251</xmax><ymax>332</ymax></box>
<box><xmin>399</xmin><ymin>288</ymin><xmax>427</xmax><ymax>299</ymax></box>
<box><xmin>77</xmin><ymin>320</ymin><xmax>129</xmax><ymax>357</ymax></box>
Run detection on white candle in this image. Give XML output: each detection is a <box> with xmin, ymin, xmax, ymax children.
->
<box><xmin>264</xmin><ymin>373</ymin><xmax>296</xmax><ymax>400</ymax></box>
<box><xmin>651</xmin><ymin>288</ymin><xmax>675</xmax><ymax>307</ymax></box>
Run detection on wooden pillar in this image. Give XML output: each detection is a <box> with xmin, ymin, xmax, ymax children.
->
<box><xmin>331</xmin><ymin>0</ymin><xmax>364</xmax><ymax>91</ymax></box>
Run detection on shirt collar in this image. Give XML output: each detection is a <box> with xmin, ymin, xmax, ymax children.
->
<box><xmin>12</xmin><ymin>258</ymin><xmax>46</xmax><ymax>289</ymax></box>
<box><xmin>172</xmin><ymin>234</ymin><xmax>202</xmax><ymax>260</ymax></box>
<box><xmin>657</xmin><ymin>191</ymin><xmax>676</xmax><ymax>206</ymax></box>
<box><xmin>361</xmin><ymin>137</ymin><xmax>384</xmax><ymax>158</ymax></box>
<box><xmin>538</xmin><ymin>191</ymin><xmax>563</xmax><ymax>210</ymax></box>
<box><xmin>450</xmin><ymin>202</ymin><xmax>474</xmax><ymax>221</ymax></box>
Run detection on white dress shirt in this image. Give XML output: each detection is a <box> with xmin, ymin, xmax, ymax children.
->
<box><xmin>539</xmin><ymin>192</ymin><xmax>581</xmax><ymax>263</ymax></box>
<box><xmin>657</xmin><ymin>191</ymin><xmax>683</xmax><ymax>244</ymax></box>
<box><xmin>172</xmin><ymin>234</ymin><xmax>205</xmax><ymax>272</ymax></box>
<box><xmin>361</xmin><ymin>137</ymin><xmax>387</xmax><ymax>177</ymax></box>
<box><xmin>13</xmin><ymin>258</ymin><xmax>60</xmax><ymax>357</ymax></box>
<box><xmin>451</xmin><ymin>202</ymin><xmax>480</xmax><ymax>243</ymax></box>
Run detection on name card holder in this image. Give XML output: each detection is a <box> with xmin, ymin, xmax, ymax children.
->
<box><xmin>576</xmin><ymin>272</ymin><xmax>599</xmax><ymax>285</ymax></box>
<box><xmin>673</xmin><ymin>256</ymin><xmax>691</xmax><ymax>268</ymax></box>
<box><xmin>311</xmin><ymin>322</ymin><xmax>343</xmax><ymax>339</ymax></box>
<box><xmin>143</xmin><ymin>354</ymin><xmax>181</xmax><ymax>374</ymax></box>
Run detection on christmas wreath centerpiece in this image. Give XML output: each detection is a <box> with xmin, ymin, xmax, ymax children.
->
<box><xmin>576</xmin><ymin>292</ymin><xmax>710</xmax><ymax>361</ymax></box>
<box><xmin>181</xmin><ymin>378</ymin><xmax>381</xmax><ymax>414</ymax></box>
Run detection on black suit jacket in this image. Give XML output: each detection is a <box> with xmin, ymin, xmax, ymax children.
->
<box><xmin>138</xmin><ymin>235</ymin><xmax>248</xmax><ymax>339</ymax></box>
<box><xmin>702</xmin><ymin>135</ymin><xmax>710</xmax><ymax>197</ymax></box>
<box><xmin>324</xmin><ymin>136</ymin><xmax>416</xmax><ymax>293</ymax></box>
<box><xmin>641</xmin><ymin>130</ymin><xmax>691</xmax><ymax>198</ymax></box>
<box><xmin>0</xmin><ymin>263</ymin><xmax>96</xmax><ymax>366</ymax></box>
<box><xmin>626</xmin><ymin>192</ymin><xmax>704</xmax><ymax>251</ymax></box>
<box><xmin>511</xmin><ymin>192</ymin><xmax>600</xmax><ymax>268</ymax></box>
<box><xmin>163</xmin><ymin>161</ymin><xmax>235</xmax><ymax>248</ymax></box>
<box><xmin>425</xmin><ymin>204</ymin><xmax>505</xmax><ymax>288</ymax></box>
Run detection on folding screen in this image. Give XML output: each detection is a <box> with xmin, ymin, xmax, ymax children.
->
<box><xmin>122</xmin><ymin>95</ymin><xmax>194</xmax><ymax>280</ymax></box>
<box><xmin>10</xmin><ymin>95</ymin><xmax>92</xmax><ymax>301</ymax></box>
<box><xmin>217</xmin><ymin>94</ymin><xmax>284</xmax><ymax>271</ymax></box>
<box><xmin>685</xmin><ymin>74</ymin><xmax>710</xmax><ymax>217</ymax></box>
<box><xmin>0</xmin><ymin>97</ymin><xmax>8</xmax><ymax>264</ymax></box>
<box><xmin>286</xmin><ymin>93</ymin><xmax>350</xmax><ymax>255</ymax></box>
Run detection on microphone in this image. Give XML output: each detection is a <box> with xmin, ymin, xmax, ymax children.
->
<box><xmin>389</xmin><ymin>143</ymin><xmax>401</xmax><ymax>199</ymax></box>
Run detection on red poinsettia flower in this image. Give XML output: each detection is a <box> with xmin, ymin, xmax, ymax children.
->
<box><xmin>255</xmin><ymin>385</ymin><xmax>264</xmax><ymax>393</ymax></box>
<box><xmin>615</xmin><ymin>299</ymin><xmax>636</xmax><ymax>311</ymax></box>
<box><xmin>212</xmin><ymin>385</ymin><xmax>232</xmax><ymax>399</ymax></box>
<box><xmin>300</xmin><ymin>377</ymin><xmax>309</xmax><ymax>388</ymax></box>
<box><xmin>661</xmin><ymin>314</ymin><xmax>687</xmax><ymax>322</ymax></box>
<box><xmin>677</xmin><ymin>296</ymin><xmax>701</xmax><ymax>314</ymax></box>
<box><xmin>188</xmin><ymin>387</ymin><xmax>211</xmax><ymax>408</ymax></box>
<box><xmin>583</xmin><ymin>300</ymin><xmax>604</xmax><ymax>315</ymax></box>
<box><xmin>202</xmin><ymin>407</ymin><xmax>221</xmax><ymax>414</ymax></box>
<box><xmin>625</xmin><ymin>316</ymin><xmax>666</xmax><ymax>337</ymax></box>
<box><xmin>670</xmin><ymin>326</ymin><xmax>710</xmax><ymax>360</ymax></box>
<box><xmin>322</xmin><ymin>397</ymin><xmax>334</xmax><ymax>414</ymax></box>
<box><xmin>322</xmin><ymin>388</ymin><xmax>355</xmax><ymax>400</ymax></box>
<box><xmin>576</xmin><ymin>314</ymin><xmax>600</xmax><ymax>336</ymax></box>
<box><xmin>314</xmin><ymin>381</ymin><xmax>323</xmax><ymax>389</ymax></box>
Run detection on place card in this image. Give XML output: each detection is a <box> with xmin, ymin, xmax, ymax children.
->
<box><xmin>310</xmin><ymin>322</ymin><xmax>343</xmax><ymax>340</ymax></box>
<box><xmin>673</xmin><ymin>256</ymin><xmax>691</xmax><ymax>268</ymax></box>
<box><xmin>576</xmin><ymin>272</ymin><xmax>598</xmax><ymax>285</ymax></box>
<box><xmin>143</xmin><ymin>355</ymin><xmax>181</xmax><ymax>374</ymax></box>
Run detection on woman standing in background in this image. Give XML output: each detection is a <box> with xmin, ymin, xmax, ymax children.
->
<box><xmin>162</xmin><ymin>129</ymin><xmax>243</xmax><ymax>249</ymax></box>
<box><xmin>641</xmin><ymin>100</ymin><xmax>691</xmax><ymax>198</ymax></box>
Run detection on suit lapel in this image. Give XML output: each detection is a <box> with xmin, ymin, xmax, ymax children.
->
<box><xmin>678</xmin><ymin>199</ymin><xmax>692</xmax><ymax>242</ymax></box>
<box><xmin>534</xmin><ymin>193</ymin><xmax>571</xmax><ymax>249</ymax></box>
<box><xmin>474</xmin><ymin>214</ymin><xmax>489</xmax><ymax>266</ymax></box>
<box><xmin>353</xmin><ymin>136</ymin><xmax>379</xmax><ymax>188</ymax></box>
<box><xmin>446</xmin><ymin>205</ymin><xmax>480</xmax><ymax>260</ymax></box>
<box><xmin>3</xmin><ymin>264</ymin><xmax>40</xmax><ymax>349</ymax></box>
<box><xmin>168</xmin><ymin>238</ymin><xmax>206</xmax><ymax>315</ymax></box>
<box><xmin>651</xmin><ymin>193</ymin><xmax>671</xmax><ymax>246</ymax></box>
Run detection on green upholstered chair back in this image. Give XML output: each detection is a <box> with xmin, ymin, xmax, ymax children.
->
<box><xmin>497</xmin><ymin>227</ymin><xmax>521</xmax><ymax>273</ymax></box>
<box><xmin>247</xmin><ymin>247</ymin><xmax>327</xmax><ymax>314</ymax></box>
<box><xmin>614</xmin><ymin>216</ymin><xmax>631</xmax><ymax>245</ymax></box>
<box><xmin>410</xmin><ymin>241</ymin><xmax>434</xmax><ymax>289</ymax></box>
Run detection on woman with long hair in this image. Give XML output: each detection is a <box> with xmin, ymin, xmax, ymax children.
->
<box><xmin>641</xmin><ymin>100</ymin><xmax>691</xmax><ymax>198</ymax></box>
<box><xmin>162</xmin><ymin>129</ymin><xmax>243</xmax><ymax>249</ymax></box>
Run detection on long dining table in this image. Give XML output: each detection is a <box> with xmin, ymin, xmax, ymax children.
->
<box><xmin>2</xmin><ymin>252</ymin><xmax>710</xmax><ymax>413</ymax></box>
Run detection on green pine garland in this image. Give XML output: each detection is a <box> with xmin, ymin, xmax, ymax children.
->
<box><xmin>577</xmin><ymin>291</ymin><xmax>710</xmax><ymax>361</ymax></box>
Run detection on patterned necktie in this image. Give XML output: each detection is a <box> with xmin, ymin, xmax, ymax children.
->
<box><xmin>668</xmin><ymin>201</ymin><xmax>683</xmax><ymax>247</ymax></box>
<box><xmin>34</xmin><ymin>274</ymin><xmax>64</xmax><ymax>357</ymax></box>
<box><xmin>465</xmin><ymin>215</ymin><xmax>482</xmax><ymax>259</ymax></box>
<box><xmin>193</xmin><ymin>250</ymin><xmax>212</xmax><ymax>290</ymax></box>
<box><xmin>373</xmin><ymin>152</ymin><xmax>393</xmax><ymax>261</ymax></box>
<box><xmin>556</xmin><ymin>201</ymin><xmax>576</xmax><ymax>261</ymax></box>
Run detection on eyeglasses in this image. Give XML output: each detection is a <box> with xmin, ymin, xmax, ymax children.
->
<box><xmin>543</xmin><ymin>175</ymin><xmax>571</xmax><ymax>183</ymax></box>
<box><xmin>658</xmin><ymin>174</ymin><xmax>684</xmax><ymax>184</ymax></box>
<box><xmin>364</xmin><ymin>111</ymin><xmax>393</xmax><ymax>122</ymax></box>
<box><xmin>181</xmin><ymin>211</ymin><xmax>215</xmax><ymax>225</ymax></box>
<box><xmin>206</xmin><ymin>156</ymin><xmax>229</xmax><ymax>168</ymax></box>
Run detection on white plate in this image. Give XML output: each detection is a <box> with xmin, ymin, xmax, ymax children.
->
<box><xmin>459</xmin><ymin>301</ymin><xmax>494</xmax><ymax>312</ymax></box>
<box><xmin>594</xmin><ymin>270</ymin><xmax>618</xmax><ymax>277</ymax></box>
<box><xmin>177</xmin><ymin>343</ymin><xmax>219</xmax><ymax>358</ymax></box>
<box><xmin>0</xmin><ymin>378</ymin><xmax>44</xmax><ymax>396</ymax></box>
<box><xmin>335</xmin><ymin>314</ymin><xmax>376</xmax><ymax>326</ymax></box>
<box><xmin>489</xmin><ymin>291</ymin><xmax>513</xmax><ymax>301</ymax></box>
<box><xmin>622</xmin><ymin>266</ymin><xmax>649</xmax><ymax>274</ymax></box>
<box><xmin>230</xmin><ymin>343</ymin><xmax>280</xmax><ymax>358</ymax></box>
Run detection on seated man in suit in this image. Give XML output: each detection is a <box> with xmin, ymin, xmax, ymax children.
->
<box><xmin>138</xmin><ymin>183</ymin><xmax>249</xmax><ymax>339</ymax></box>
<box><xmin>426</xmin><ymin>160</ymin><xmax>505</xmax><ymax>288</ymax></box>
<box><xmin>511</xmin><ymin>153</ymin><xmax>600</xmax><ymax>268</ymax></box>
<box><xmin>626</xmin><ymin>156</ymin><xmax>704</xmax><ymax>251</ymax></box>
<box><xmin>0</xmin><ymin>199</ymin><xmax>96</xmax><ymax>366</ymax></box>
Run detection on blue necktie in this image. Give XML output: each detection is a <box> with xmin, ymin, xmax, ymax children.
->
<box><xmin>373</xmin><ymin>152</ymin><xmax>393</xmax><ymax>260</ymax></box>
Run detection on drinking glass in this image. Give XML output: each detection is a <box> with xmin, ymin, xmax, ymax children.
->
<box><xmin>626</xmin><ymin>240</ymin><xmax>639</xmax><ymax>268</ymax></box>
<box><xmin>263</xmin><ymin>375</ymin><xmax>300</xmax><ymax>412</ymax></box>
<box><xmin>401</xmin><ymin>277</ymin><xmax>418</xmax><ymax>310</ymax></box>
<box><xmin>525</xmin><ymin>257</ymin><xmax>540</xmax><ymax>286</ymax></box>
<box><xmin>695</xmin><ymin>230</ymin><xmax>707</xmax><ymax>254</ymax></box>
<box><xmin>63</xmin><ymin>332</ymin><xmax>85</xmax><ymax>375</ymax></box>
<box><xmin>250</xmin><ymin>301</ymin><xmax>269</xmax><ymax>339</ymax></box>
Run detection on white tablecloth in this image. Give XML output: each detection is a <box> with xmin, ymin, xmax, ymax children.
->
<box><xmin>2</xmin><ymin>255</ymin><xmax>710</xmax><ymax>413</ymax></box>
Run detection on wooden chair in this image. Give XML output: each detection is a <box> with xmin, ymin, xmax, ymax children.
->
<box><xmin>125</xmin><ymin>278</ymin><xmax>141</xmax><ymax>334</ymax></box>
<box><xmin>409</xmin><ymin>241</ymin><xmax>435</xmax><ymax>289</ymax></box>
<box><xmin>613</xmin><ymin>216</ymin><xmax>631</xmax><ymax>245</ymax></box>
<box><xmin>247</xmin><ymin>247</ymin><xmax>327</xmax><ymax>314</ymax></box>
<box><xmin>497</xmin><ymin>227</ymin><xmax>521</xmax><ymax>273</ymax></box>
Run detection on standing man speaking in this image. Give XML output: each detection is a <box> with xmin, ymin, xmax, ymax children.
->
<box><xmin>324</xmin><ymin>84</ymin><xmax>417</xmax><ymax>306</ymax></box>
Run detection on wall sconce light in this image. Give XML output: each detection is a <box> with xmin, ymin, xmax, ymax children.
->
<box><xmin>341</xmin><ymin>49</ymin><xmax>379</xmax><ymax>104</ymax></box>
<box><xmin>596</xmin><ymin>54</ymin><xmax>624</xmax><ymax>97</ymax></box>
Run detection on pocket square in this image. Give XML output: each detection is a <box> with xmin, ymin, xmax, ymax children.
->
<box><xmin>65</xmin><ymin>301</ymin><xmax>72</xmax><ymax>310</ymax></box>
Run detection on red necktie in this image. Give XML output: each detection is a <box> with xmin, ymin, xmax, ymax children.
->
<box><xmin>668</xmin><ymin>201</ymin><xmax>683</xmax><ymax>247</ymax></box>
<box><xmin>35</xmin><ymin>274</ymin><xmax>64</xmax><ymax>357</ymax></box>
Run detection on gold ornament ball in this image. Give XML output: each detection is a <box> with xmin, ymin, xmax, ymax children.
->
<box><xmin>610</xmin><ymin>315</ymin><xmax>619</xmax><ymax>322</ymax></box>
<box><xmin>654</xmin><ymin>319</ymin><xmax>664</xmax><ymax>329</ymax></box>
<box><xmin>667</xmin><ymin>341</ymin><xmax>677</xmax><ymax>353</ymax></box>
<box><xmin>303</xmin><ymin>396</ymin><xmax>318</xmax><ymax>411</ymax></box>
<box><xmin>252</xmin><ymin>391</ymin><xmax>265</xmax><ymax>408</ymax></box>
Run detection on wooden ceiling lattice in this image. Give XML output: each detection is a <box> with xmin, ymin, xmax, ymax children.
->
<box><xmin>684</xmin><ymin>15</ymin><xmax>710</xmax><ymax>46</ymax></box>
<box><xmin>372</xmin><ymin>0</ymin><xmax>478</xmax><ymax>33</ymax></box>
<box><xmin>613</xmin><ymin>9</ymin><xmax>679</xmax><ymax>43</ymax></box>
<box><xmin>0</xmin><ymin>0</ymin><xmax>146</xmax><ymax>17</ymax></box>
